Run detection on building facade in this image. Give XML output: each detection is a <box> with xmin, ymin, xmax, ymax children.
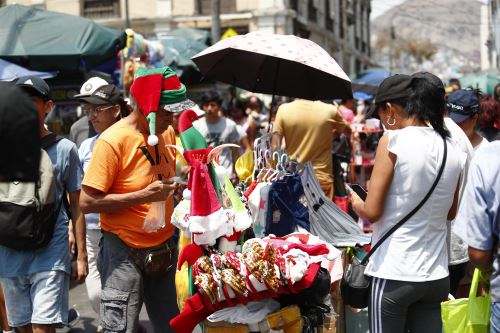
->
<box><xmin>486</xmin><ymin>0</ymin><xmax>500</xmax><ymax>69</ymax></box>
<box><xmin>4</xmin><ymin>0</ymin><xmax>372</xmax><ymax>75</ymax></box>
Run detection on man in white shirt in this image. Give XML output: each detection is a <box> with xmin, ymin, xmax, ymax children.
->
<box><xmin>194</xmin><ymin>91</ymin><xmax>241</xmax><ymax>178</ymax></box>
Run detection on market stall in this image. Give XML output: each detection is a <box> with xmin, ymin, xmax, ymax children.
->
<box><xmin>166</xmin><ymin>31</ymin><xmax>371</xmax><ymax>333</ymax></box>
<box><xmin>0</xmin><ymin>4</ymin><xmax>126</xmax><ymax>135</ymax></box>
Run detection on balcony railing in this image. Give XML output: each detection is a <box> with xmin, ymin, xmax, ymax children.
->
<box><xmin>83</xmin><ymin>0</ymin><xmax>120</xmax><ymax>19</ymax></box>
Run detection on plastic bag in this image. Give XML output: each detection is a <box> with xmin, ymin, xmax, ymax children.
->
<box><xmin>235</xmin><ymin>150</ymin><xmax>254</xmax><ymax>184</ymax></box>
<box><xmin>175</xmin><ymin>229</ymin><xmax>191</xmax><ymax>311</ymax></box>
<box><xmin>143</xmin><ymin>201</ymin><xmax>166</xmax><ymax>233</ymax></box>
<box><xmin>441</xmin><ymin>268</ymin><xmax>491</xmax><ymax>333</ymax></box>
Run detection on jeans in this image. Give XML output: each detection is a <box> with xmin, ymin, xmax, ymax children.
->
<box><xmin>97</xmin><ymin>234</ymin><xmax>178</xmax><ymax>333</ymax></box>
<box><xmin>492</xmin><ymin>303</ymin><xmax>500</xmax><ymax>333</ymax></box>
<box><xmin>0</xmin><ymin>270</ymin><xmax>69</xmax><ymax>327</ymax></box>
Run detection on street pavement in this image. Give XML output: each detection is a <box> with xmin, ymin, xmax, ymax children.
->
<box><xmin>64</xmin><ymin>281</ymin><xmax>152</xmax><ymax>333</ymax></box>
<box><xmin>65</xmin><ymin>282</ymin><xmax>201</xmax><ymax>333</ymax></box>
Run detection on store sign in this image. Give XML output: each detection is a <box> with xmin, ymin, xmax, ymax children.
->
<box><xmin>221</xmin><ymin>28</ymin><xmax>238</xmax><ymax>40</ymax></box>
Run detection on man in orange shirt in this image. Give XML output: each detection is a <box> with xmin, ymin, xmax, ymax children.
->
<box><xmin>80</xmin><ymin>67</ymin><xmax>197</xmax><ymax>333</ymax></box>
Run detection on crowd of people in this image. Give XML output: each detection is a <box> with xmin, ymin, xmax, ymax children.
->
<box><xmin>0</xmin><ymin>66</ymin><xmax>499</xmax><ymax>333</ymax></box>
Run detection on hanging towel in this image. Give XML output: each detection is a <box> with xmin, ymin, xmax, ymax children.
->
<box><xmin>300</xmin><ymin>162</ymin><xmax>371</xmax><ymax>246</ymax></box>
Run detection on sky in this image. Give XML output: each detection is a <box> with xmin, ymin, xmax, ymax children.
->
<box><xmin>370</xmin><ymin>0</ymin><xmax>488</xmax><ymax>19</ymax></box>
<box><xmin>370</xmin><ymin>0</ymin><xmax>406</xmax><ymax>20</ymax></box>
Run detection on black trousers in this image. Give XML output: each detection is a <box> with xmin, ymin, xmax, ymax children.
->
<box><xmin>369</xmin><ymin>276</ymin><xmax>449</xmax><ymax>333</ymax></box>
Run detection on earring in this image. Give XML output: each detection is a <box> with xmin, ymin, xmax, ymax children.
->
<box><xmin>387</xmin><ymin>116</ymin><xmax>396</xmax><ymax>126</ymax></box>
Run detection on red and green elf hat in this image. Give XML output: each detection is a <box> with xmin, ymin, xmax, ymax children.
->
<box><xmin>130</xmin><ymin>66</ymin><xmax>196</xmax><ymax>146</ymax></box>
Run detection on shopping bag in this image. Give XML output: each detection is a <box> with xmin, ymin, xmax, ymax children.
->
<box><xmin>441</xmin><ymin>268</ymin><xmax>490</xmax><ymax>333</ymax></box>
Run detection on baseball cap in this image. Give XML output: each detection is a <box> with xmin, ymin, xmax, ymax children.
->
<box><xmin>446</xmin><ymin>89</ymin><xmax>480</xmax><ymax>124</ymax></box>
<box><xmin>74</xmin><ymin>77</ymin><xmax>109</xmax><ymax>98</ymax></box>
<box><xmin>366</xmin><ymin>74</ymin><xmax>413</xmax><ymax>118</ymax></box>
<box><xmin>78</xmin><ymin>84</ymin><xmax>122</xmax><ymax>105</ymax></box>
<box><xmin>411</xmin><ymin>72</ymin><xmax>445</xmax><ymax>90</ymax></box>
<box><xmin>15</xmin><ymin>75</ymin><xmax>51</xmax><ymax>100</ymax></box>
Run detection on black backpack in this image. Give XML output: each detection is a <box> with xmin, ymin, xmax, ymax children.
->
<box><xmin>0</xmin><ymin>133</ymin><xmax>62</xmax><ymax>250</ymax></box>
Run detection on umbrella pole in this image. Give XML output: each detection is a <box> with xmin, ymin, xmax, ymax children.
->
<box><xmin>267</xmin><ymin>94</ymin><xmax>275</xmax><ymax>133</ymax></box>
<box><xmin>268</xmin><ymin>60</ymin><xmax>281</xmax><ymax>132</ymax></box>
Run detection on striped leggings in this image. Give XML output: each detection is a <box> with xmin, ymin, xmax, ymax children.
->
<box><xmin>369</xmin><ymin>276</ymin><xmax>449</xmax><ymax>333</ymax></box>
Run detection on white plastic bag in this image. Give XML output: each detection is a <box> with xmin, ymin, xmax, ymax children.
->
<box><xmin>143</xmin><ymin>201</ymin><xmax>166</xmax><ymax>233</ymax></box>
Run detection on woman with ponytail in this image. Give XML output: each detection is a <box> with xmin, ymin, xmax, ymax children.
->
<box><xmin>350</xmin><ymin>74</ymin><xmax>466</xmax><ymax>333</ymax></box>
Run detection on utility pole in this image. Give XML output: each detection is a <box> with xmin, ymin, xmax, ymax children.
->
<box><xmin>211</xmin><ymin>0</ymin><xmax>221</xmax><ymax>44</ymax></box>
<box><xmin>389</xmin><ymin>25</ymin><xmax>395</xmax><ymax>71</ymax></box>
<box><xmin>125</xmin><ymin>0</ymin><xmax>130</xmax><ymax>29</ymax></box>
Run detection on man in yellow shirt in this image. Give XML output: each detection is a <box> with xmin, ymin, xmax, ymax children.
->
<box><xmin>273</xmin><ymin>99</ymin><xmax>346</xmax><ymax>199</ymax></box>
<box><xmin>80</xmin><ymin>67</ymin><xmax>196</xmax><ymax>333</ymax></box>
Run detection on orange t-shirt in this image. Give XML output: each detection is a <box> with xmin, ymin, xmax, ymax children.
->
<box><xmin>82</xmin><ymin>121</ymin><xmax>176</xmax><ymax>248</ymax></box>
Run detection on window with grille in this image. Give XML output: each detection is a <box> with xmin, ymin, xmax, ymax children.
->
<box><xmin>83</xmin><ymin>0</ymin><xmax>120</xmax><ymax>19</ymax></box>
<box><xmin>339</xmin><ymin>0</ymin><xmax>344</xmax><ymax>38</ymax></box>
<box><xmin>197</xmin><ymin>0</ymin><xmax>236</xmax><ymax>15</ymax></box>
<box><xmin>325</xmin><ymin>0</ymin><xmax>334</xmax><ymax>31</ymax></box>
<box><xmin>308</xmin><ymin>0</ymin><xmax>317</xmax><ymax>22</ymax></box>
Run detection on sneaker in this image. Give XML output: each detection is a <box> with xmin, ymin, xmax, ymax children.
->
<box><xmin>96</xmin><ymin>325</ymin><xmax>103</xmax><ymax>333</ymax></box>
<box><xmin>56</xmin><ymin>308</ymin><xmax>80</xmax><ymax>333</ymax></box>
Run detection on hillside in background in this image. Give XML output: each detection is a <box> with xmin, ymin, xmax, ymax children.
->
<box><xmin>371</xmin><ymin>0</ymin><xmax>482</xmax><ymax>78</ymax></box>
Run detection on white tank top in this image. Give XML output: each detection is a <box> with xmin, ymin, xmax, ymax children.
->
<box><xmin>365</xmin><ymin>126</ymin><xmax>466</xmax><ymax>282</ymax></box>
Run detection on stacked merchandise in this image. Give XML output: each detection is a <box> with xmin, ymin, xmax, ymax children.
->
<box><xmin>169</xmin><ymin>111</ymin><xmax>367</xmax><ymax>332</ymax></box>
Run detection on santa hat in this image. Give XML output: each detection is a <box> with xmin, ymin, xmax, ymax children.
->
<box><xmin>178</xmin><ymin>110</ymin><xmax>223</xmax><ymax>201</ymax></box>
<box><xmin>130</xmin><ymin>66</ymin><xmax>196</xmax><ymax>146</ymax></box>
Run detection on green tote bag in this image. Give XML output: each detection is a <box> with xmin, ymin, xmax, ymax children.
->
<box><xmin>441</xmin><ymin>268</ymin><xmax>491</xmax><ymax>333</ymax></box>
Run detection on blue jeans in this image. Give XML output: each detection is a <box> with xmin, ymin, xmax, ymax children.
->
<box><xmin>492</xmin><ymin>303</ymin><xmax>500</xmax><ymax>333</ymax></box>
<box><xmin>0</xmin><ymin>270</ymin><xmax>69</xmax><ymax>327</ymax></box>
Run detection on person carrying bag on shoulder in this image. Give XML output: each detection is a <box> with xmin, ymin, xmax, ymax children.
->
<box><xmin>346</xmin><ymin>73</ymin><xmax>466</xmax><ymax>333</ymax></box>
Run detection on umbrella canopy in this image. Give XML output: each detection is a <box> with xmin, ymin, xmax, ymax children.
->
<box><xmin>166</xmin><ymin>28</ymin><xmax>211</xmax><ymax>45</ymax></box>
<box><xmin>459</xmin><ymin>71</ymin><xmax>500</xmax><ymax>95</ymax></box>
<box><xmin>0</xmin><ymin>4</ymin><xmax>126</xmax><ymax>71</ymax></box>
<box><xmin>353</xmin><ymin>91</ymin><xmax>373</xmax><ymax>101</ymax></box>
<box><xmin>0</xmin><ymin>58</ymin><xmax>56</xmax><ymax>81</ymax></box>
<box><xmin>192</xmin><ymin>31</ymin><xmax>352</xmax><ymax>100</ymax></box>
<box><xmin>159</xmin><ymin>36</ymin><xmax>208</xmax><ymax>68</ymax></box>
<box><xmin>353</xmin><ymin>68</ymin><xmax>393</xmax><ymax>86</ymax></box>
<box><xmin>351</xmin><ymin>68</ymin><xmax>393</xmax><ymax>95</ymax></box>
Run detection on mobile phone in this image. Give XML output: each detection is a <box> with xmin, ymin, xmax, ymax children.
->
<box><xmin>346</xmin><ymin>183</ymin><xmax>368</xmax><ymax>201</ymax></box>
<box><xmin>170</xmin><ymin>176</ymin><xmax>188</xmax><ymax>186</ymax></box>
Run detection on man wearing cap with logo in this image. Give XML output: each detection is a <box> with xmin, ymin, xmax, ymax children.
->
<box><xmin>80</xmin><ymin>67</ymin><xmax>195</xmax><ymax>333</ymax></box>
<box><xmin>69</xmin><ymin>77</ymin><xmax>109</xmax><ymax>148</ymax></box>
<box><xmin>447</xmin><ymin>89</ymin><xmax>489</xmax><ymax>151</ymax></box>
<box><xmin>77</xmin><ymin>84</ymin><xmax>128</xmax><ymax>330</ymax></box>
<box><xmin>0</xmin><ymin>76</ymin><xmax>88</xmax><ymax>333</ymax></box>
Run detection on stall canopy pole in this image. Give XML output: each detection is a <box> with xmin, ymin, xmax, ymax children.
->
<box><xmin>125</xmin><ymin>0</ymin><xmax>130</xmax><ymax>28</ymax></box>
